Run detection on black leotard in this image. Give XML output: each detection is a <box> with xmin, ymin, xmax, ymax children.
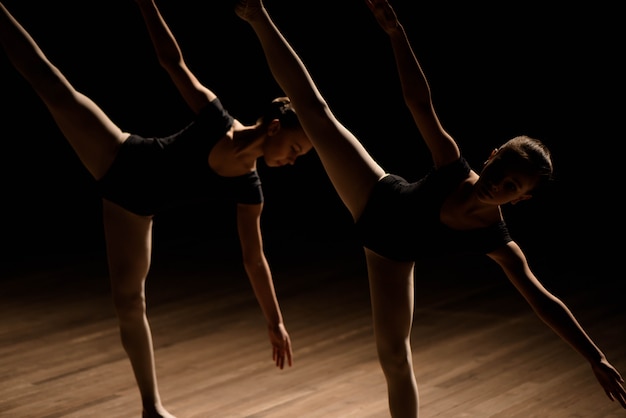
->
<box><xmin>97</xmin><ymin>98</ymin><xmax>262</xmax><ymax>216</ymax></box>
<box><xmin>355</xmin><ymin>157</ymin><xmax>511</xmax><ymax>262</ymax></box>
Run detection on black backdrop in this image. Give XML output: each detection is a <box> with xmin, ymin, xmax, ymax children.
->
<box><xmin>1</xmin><ymin>1</ymin><xmax>623</xmax><ymax>282</ymax></box>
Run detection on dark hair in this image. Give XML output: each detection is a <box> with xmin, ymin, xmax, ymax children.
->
<box><xmin>499</xmin><ymin>135</ymin><xmax>554</xmax><ymax>187</ymax></box>
<box><xmin>257</xmin><ymin>97</ymin><xmax>300</xmax><ymax>130</ymax></box>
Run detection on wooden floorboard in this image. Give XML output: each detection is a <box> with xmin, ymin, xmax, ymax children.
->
<box><xmin>1</xmin><ymin>240</ymin><xmax>624</xmax><ymax>417</ymax></box>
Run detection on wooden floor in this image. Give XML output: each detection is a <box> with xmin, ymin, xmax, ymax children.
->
<box><xmin>1</xmin><ymin>239</ymin><xmax>624</xmax><ymax>418</ymax></box>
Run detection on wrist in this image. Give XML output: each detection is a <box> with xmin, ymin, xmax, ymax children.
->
<box><xmin>267</xmin><ymin>322</ymin><xmax>285</xmax><ymax>331</ymax></box>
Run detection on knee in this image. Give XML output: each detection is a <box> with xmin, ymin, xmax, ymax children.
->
<box><xmin>111</xmin><ymin>287</ymin><xmax>146</xmax><ymax>320</ymax></box>
<box><xmin>377</xmin><ymin>339</ymin><xmax>412</xmax><ymax>376</ymax></box>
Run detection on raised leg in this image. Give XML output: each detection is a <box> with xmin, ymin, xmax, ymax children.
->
<box><xmin>0</xmin><ymin>3</ymin><xmax>128</xmax><ymax>179</ymax></box>
<box><xmin>236</xmin><ymin>0</ymin><xmax>386</xmax><ymax>221</ymax></box>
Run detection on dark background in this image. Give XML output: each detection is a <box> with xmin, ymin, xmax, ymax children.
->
<box><xmin>1</xmin><ymin>1</ymin><xmax>623</xmax><ymax>283</ymax></box>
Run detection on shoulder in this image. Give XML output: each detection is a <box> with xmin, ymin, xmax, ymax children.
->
<box><xmin>427</xmin><ymin>156</ymin><xmax>472</xmax><ymax>188</ymax></box>
<box><xmin>232</xmin><ymin>171</ymin><xmax>264</xmax><ymax>205</ymax></box>
<box><xmin>197</xmin><ymin>98</ymin><xmax>234</xmax><ymax>124</ymax></box>
<box><xmin>433</xmin><ymin>156</ymin><xmax>471</xmax><ymax>176</ymax></box>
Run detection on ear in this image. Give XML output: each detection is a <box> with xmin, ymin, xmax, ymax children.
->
<box><xmin>511</xmin><ymin>194</ymin><xmax>532</xmax><ymax>205</ymax></box>
<box><xmin>266</xmin><ymin>119</ymin><xmax>281</xmax><ymax>136</ymax></box>
<box><xmin>483</xmin><ymin>148</ymin><xmax>499</xmax><ymax>165</ymax></box>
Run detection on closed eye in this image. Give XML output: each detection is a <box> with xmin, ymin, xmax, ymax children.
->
<box><xmin>504</xmin><ymin>179</ymin><xmax>520</xmax><ymax>192</ymax></box>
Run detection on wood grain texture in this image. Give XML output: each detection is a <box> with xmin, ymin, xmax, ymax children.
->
<box><xmin>1</xmin><ymin>241</ymin><xmax>624</xmax><ymax>418</ymax></box>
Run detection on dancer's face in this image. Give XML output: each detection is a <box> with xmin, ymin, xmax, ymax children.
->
<box><xmin>262</xmin><ymin>123</ymin><xmax>312</xmax><ymax>167</ymax></box>
<box><xmin>475</xmin><ymin>150</ymin><xmax>538</xmax><ymax>205</ymax></box>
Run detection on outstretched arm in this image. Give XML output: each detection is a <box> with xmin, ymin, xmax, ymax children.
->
<box><xmin>489</xmin><ymin>242</ymin><xmax>626</xmax><ymax>408</ymax></box>
<box><xmin>236</xmin><ymin>203</ymin><xmax>292</xmax><ymax>369</ymax></box>
<box><xmin>366</xmin><ymin>0</ymin><xmax>459</xmax><ymax>168</ymax></box>
<box><xmin>134</xmin><ymin>0</ymin><xmax>215</xmax><ymax>113</ymax></box>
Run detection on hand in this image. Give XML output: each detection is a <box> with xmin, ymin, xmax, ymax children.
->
<box><xmin>268</xmin><ymin>322</ymin><xmax>293</xmax><ymax>369</ymax></box>
<box><xmin>365</xmin><ymin>0</ymin><xmax>401</xmax><ymax>34</ymax></box>
<box><xmin>235</xmin><ymin>0</ymin><xmax>264</xmax><ymax>22</ymax></box>
<box><xmin>592</xmin><ymin>358</ymin><xmax>626</xmax><ymax>408</ymax></box>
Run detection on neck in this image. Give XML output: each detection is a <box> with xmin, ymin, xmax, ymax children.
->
<box><xmin>233</xmin><ymin>123</ymin><xmax>264</xmax><ymax>159</ymax></box>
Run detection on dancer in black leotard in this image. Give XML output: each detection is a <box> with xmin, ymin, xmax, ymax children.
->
<box><xmin>0</xmin><ymin>1</ymin><xmax>311</xmax><ymax>416</ymax></box>
<box><xmin>97</xmin><ymin>98</ymin><xmax>264</xmax><ymax>215</ymax></box>
<box><xmin>355</xmin><ymin>156</ymin><xmax>513</xmax><ymax>260</ymax></box>
<box><xmin>236</xmin><ymin>0</ymin><xmax>626</xmax><ymax>416</ymax></box>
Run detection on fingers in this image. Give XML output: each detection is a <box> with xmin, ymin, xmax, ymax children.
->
<box><xmin>272</xmin><ymin>339</ymin><xmax>292</xmax><ymax>369</ymax></box>
<box><xmin>610</xmin><ymin>386</ymin><xmax>626</xmax><ymax>409</ymax></box>
<box><xmin>614</xmin><ymin>382</ymin><xmax>626</xmax><ymax>409</ymax></box>
<box><xmin>284</xmin><ymin>339</ymin><xmax>293</xmax><ymax>368</ymax></box>
<box><xmin>602</xmin><ymin>364</ymin><xmax>626</xmax><ymax>408</ymax></box>
<box><xmin>273</xmin><ymin>345</ymin><xmax>285</xmax><ymax>369</ymax></box>
<box><xmin>273</xmin><ymin>346</ymin><xmax>282</xmax><ymax>369</ymax></box>
<box><xmin>592</xmin><ymin>361</ymin><xmax>626</xmax><ymax>408</ymax></box>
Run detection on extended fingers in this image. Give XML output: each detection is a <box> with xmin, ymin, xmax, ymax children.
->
<box><xmin>274</xmin><ymin>345</ymin><xmax>285</xmax><ymax>369</ymax></box>
<box><xmin>272</xmin><ymin>339</ymin><xmax>292</xmax><ymax>369</ymax></box>
<box><xmin>609</xmin><ymin>381</ymin><xmax>626</xmax><ymax>409</ymax></box>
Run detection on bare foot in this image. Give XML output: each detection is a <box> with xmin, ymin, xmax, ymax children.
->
<box><xmin>235</xmin><ymin>0</ymin><xmax>264</xmax><ymax>22</ymax></box>
<box><xmin>142</xmin><ymin>406</ymin><xmax>176</xmax><ymax>418</ymax></box>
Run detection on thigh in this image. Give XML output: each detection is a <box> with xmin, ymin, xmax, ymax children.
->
<box><xmin>2</xmin><ymin>2</ymin><xmax>127</xmax><ymax>179</ymax></box>
<box><xmin>305</xmin><ymin>115</ymin><xmax>386</xmax><ymax>221</ymax></box>
<box><xmin>45</xmin><ymin>89</ymin><xmax>129</xmax><ymax>180</ymax></box>
<box><xmin>102</xmin><ymin>199</ymin><xmax>153</xmax><ymax>295</ymax></box>
<box><xmin>365</xmin><ymin>248</ymin><xmax>415</xmax><ymax>344</ymax></box>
